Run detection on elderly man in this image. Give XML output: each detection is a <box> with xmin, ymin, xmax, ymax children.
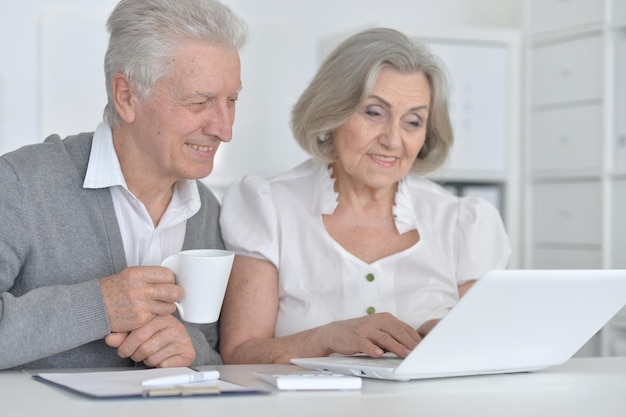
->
<box><xmin>0</xmin><ymin>0</ymin><xmax>247</xmax><ymax>370</ymax></box>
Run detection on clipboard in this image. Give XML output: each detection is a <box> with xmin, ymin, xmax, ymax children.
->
<box><xmin>30</xmin><ymin>367</ymin><xmax>265</xmax><ymax>399</ymax></box>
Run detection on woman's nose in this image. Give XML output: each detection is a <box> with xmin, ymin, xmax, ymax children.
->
<box><xmin>378</xmin><ymin>121</ymin><xmax>402</xmax><ymax>148</ymax></box>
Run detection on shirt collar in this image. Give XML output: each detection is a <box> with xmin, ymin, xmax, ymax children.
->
<box><xmin>83</xmin><ymin>121</ymin><xmax>201</xmax><ymax>223</ymax></box>
<box><xmin>83</xmin><ymin>121</ymin><xmax>126</xmax><ymax>189</ymax></box>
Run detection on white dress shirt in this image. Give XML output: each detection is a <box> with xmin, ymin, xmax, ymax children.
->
<box><xmin>220</xmin><ymin>159</ymin><xmax>512</xmax><ymax>336</ymax></box>
<box><xmin>83</xmin><ymin>121</ymin><xmax>201</xmax><ymax>266</ymax></box>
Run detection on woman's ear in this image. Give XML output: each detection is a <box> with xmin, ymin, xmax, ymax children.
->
<box><xmin>111</xmin><ymin>73</ymin><xmax>137</xmax><ymax>124</ymax></box>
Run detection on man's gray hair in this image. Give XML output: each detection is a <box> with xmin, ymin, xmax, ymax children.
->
<box><xmin>103</xmin><ymin>0</ymin><xmax>248</xmax><ymax>127</ymax></box>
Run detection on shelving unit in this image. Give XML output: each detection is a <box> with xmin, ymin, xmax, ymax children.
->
<box><xmin>523</xmin><ymin>0</ymin><xmax>626</xmax><ymax>356</ymax></box>
<box><xmin>422</xmin><ymin>31</ymin><xmax>522</xmax><ymax>268</ymax></box>
<box><xmin>385</xmin><ymin>28</ymin><xmax>522</xmax><ymax>268</ymax></box>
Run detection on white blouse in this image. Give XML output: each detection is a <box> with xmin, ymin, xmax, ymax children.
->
<box><xmin>220</xmin><ymin>159</ymin><xmax>511</xmax><ymax>337</ymax></box>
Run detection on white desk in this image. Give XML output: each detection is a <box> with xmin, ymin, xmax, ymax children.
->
<box><xmin>4</xmin><ymin>357</ymin><xmax>626</xmax><ymax>417</ymax></box>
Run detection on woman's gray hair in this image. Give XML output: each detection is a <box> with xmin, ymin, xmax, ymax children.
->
<box><xmin>291</xmin><ymin>27</ymin><xmax>453</xmax><ymax>175</ymax></box>
<box><xmin>103</xmin><ymin>0</ymin><xmax>248</xmax><ymax>127</ymax></box>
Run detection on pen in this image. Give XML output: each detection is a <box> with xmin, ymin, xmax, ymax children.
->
<box><xmin>141</xmin><ymin>370</ymin><xmax>220</xmax><ymax>387</ymax></box>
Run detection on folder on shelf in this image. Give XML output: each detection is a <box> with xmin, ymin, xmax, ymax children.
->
<box><xmin>617</xmin><ymin>37</ymin><xmax>626</xmax><ymax>170</ymax></box>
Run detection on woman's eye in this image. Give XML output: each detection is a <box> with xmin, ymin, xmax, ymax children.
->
<box><xmin>364</xmin><ymin>105</ymin><xmax>384</xmax><ymax>118</ymax></box>
<box><xmin>404</xmin><ymin>116</ymin><xmax>424</xmax><ymax>128</ymax></box>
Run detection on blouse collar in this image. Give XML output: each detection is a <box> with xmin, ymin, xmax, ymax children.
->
<box><xmin>315</xmin><ymin>161</ymin><xmax>418</xmax><ymax>233</ymax></box>
<box><xmin>392</xmin><ymin>176</ymin><xmax>419</xmax><ymax>234</ymax></box>
<box><xmin>317</xmin><ymin>162</ymin><xmax>339</xmax><ymax>215</ymax></box>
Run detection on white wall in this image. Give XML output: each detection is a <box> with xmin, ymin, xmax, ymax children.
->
<box><xmin>0</xmin><ymin>0</ymin><xmax>522</xmax><ymax>192</ymax></box>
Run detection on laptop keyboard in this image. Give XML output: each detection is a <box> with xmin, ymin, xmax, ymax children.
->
<box><xmin>337</xmin><ymin>356</ymin><xmax>403</xmax><ymax>368</ymax></box>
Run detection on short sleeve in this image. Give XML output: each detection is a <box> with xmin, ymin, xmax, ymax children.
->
<box><xmin>455</xmin><ymin>197</ymin><xmax>512</xmax><ymax>284</ymax></box>
<box><xmin>219</xmin><ymin>176</ymin><xmax>280</xmax><ymax>266</ymax></box>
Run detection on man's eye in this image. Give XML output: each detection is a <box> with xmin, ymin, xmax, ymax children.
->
<box><xmin>188</xmin><ymin>102</ymin><xmax>207</xmax><ymax>111</ymax></box>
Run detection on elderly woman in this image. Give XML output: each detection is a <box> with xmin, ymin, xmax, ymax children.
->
<box><xmin>219</xmin><ymin>27</ymin><xmax>511</xmax><ymax>364</ymax></box>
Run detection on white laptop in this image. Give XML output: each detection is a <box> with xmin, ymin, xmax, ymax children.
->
<box><xmin>292</xmin><ymin>269</ymin><xmax>626</xmax><ymax>381</ymax></box>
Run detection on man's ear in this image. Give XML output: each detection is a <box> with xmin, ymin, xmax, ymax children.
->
<box><xmin>111</xmin><ymin>73</ymin><xmax>137</xmax><ymax>124</ymax></box>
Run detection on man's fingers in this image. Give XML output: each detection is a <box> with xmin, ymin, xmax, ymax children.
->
<box><xmin>115</xmin><ymin>321</ymin><xmax>160</xmax><ymax>359</ymax></box>
<box><xmin>112</xmin><ymin>316</ymin><xmax>195</xmax><ymax>368</ymax></box>
<box><xmin>105</xmin><ymin>332</ymin><xmax>128</xmax><ymax>348</ymax></box>
<box><xmin>100</xmin><ymin>266</ymin><xmax>184</xmax><ymax>333</ymax></box>
<box><xmin>143</xmin><ymin>266</ymin><xmax>176</xmax><ymax>284</ymax></box>
<box><xmin>149</xmin><ymin>283</ymin><xmax>184</xmax><ymax>305</ymax></box>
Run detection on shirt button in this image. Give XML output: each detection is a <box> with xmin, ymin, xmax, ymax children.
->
<box><xmin>365</xmin><ymin>273</ymin><xmax>375</xmax><ymax>282</ymax></box>
<box><xmin>366</xmin><ymin>306</ymin><xmax>376</xmax><ymax>315</ymax></box>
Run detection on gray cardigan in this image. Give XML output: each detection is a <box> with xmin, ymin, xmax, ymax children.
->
<box><xmin>0</xmin><ymin>133</ymin><xmax>224</xmax><ymax>369</ymax></box>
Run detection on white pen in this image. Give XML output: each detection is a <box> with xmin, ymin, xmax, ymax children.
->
<box><xmin>141</xmin><ymin>370</ymin><xmax>220</xmax><ymax>387</ymax></box>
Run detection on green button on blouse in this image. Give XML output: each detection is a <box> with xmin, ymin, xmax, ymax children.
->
<box><xmin>366</xmin><ymin>273</ymin><xmax>375</xmax><ymax>282</ymax></box>
<box><xmin>366</xmin><ymin>306</ymin><xmax>376</xmax><ymax>315</ymax></box>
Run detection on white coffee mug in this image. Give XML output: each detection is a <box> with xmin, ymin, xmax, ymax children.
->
<box><xmin>161</xmin><ymin>249</ymin><xmax>234</xmax><ymax>324</ymax></box>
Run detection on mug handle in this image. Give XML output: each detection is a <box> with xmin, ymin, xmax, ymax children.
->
<box><xmin>162</xmin><ymin>254</ymin><xmax>184</xmax><ymax>319</ymax></box>
<box><xmin>174</xmin><ymin>302</ymin><xmax>185</xmax><ymax>321</ymax></box>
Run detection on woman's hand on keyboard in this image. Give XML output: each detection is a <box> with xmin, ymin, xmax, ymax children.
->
<box><xmin>417</xmin><ymin>319</ymin><xmax>440</xmax><ymax>338</ymax></box>
<box><xmin>321</xmin><ymin>313</ymin><xmax>422</xmax><ymax>359</ymax></box>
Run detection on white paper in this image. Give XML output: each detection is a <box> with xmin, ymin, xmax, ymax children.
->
<box><xmin>35</xmin><ymin>367</ymin><xmax>257</xmax><ymax>398</ymax></box>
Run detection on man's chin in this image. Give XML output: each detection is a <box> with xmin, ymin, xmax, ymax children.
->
<box><xmin>189</xmin><ymin>160</ymin><xmax>217</xmax><ymax>177</ymax></box>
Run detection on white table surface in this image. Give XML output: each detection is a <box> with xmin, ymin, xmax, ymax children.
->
<box><xmin>4</xmin><ymin>357</ymin><xmax>626</xmax><ymax>417</ymax></box>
